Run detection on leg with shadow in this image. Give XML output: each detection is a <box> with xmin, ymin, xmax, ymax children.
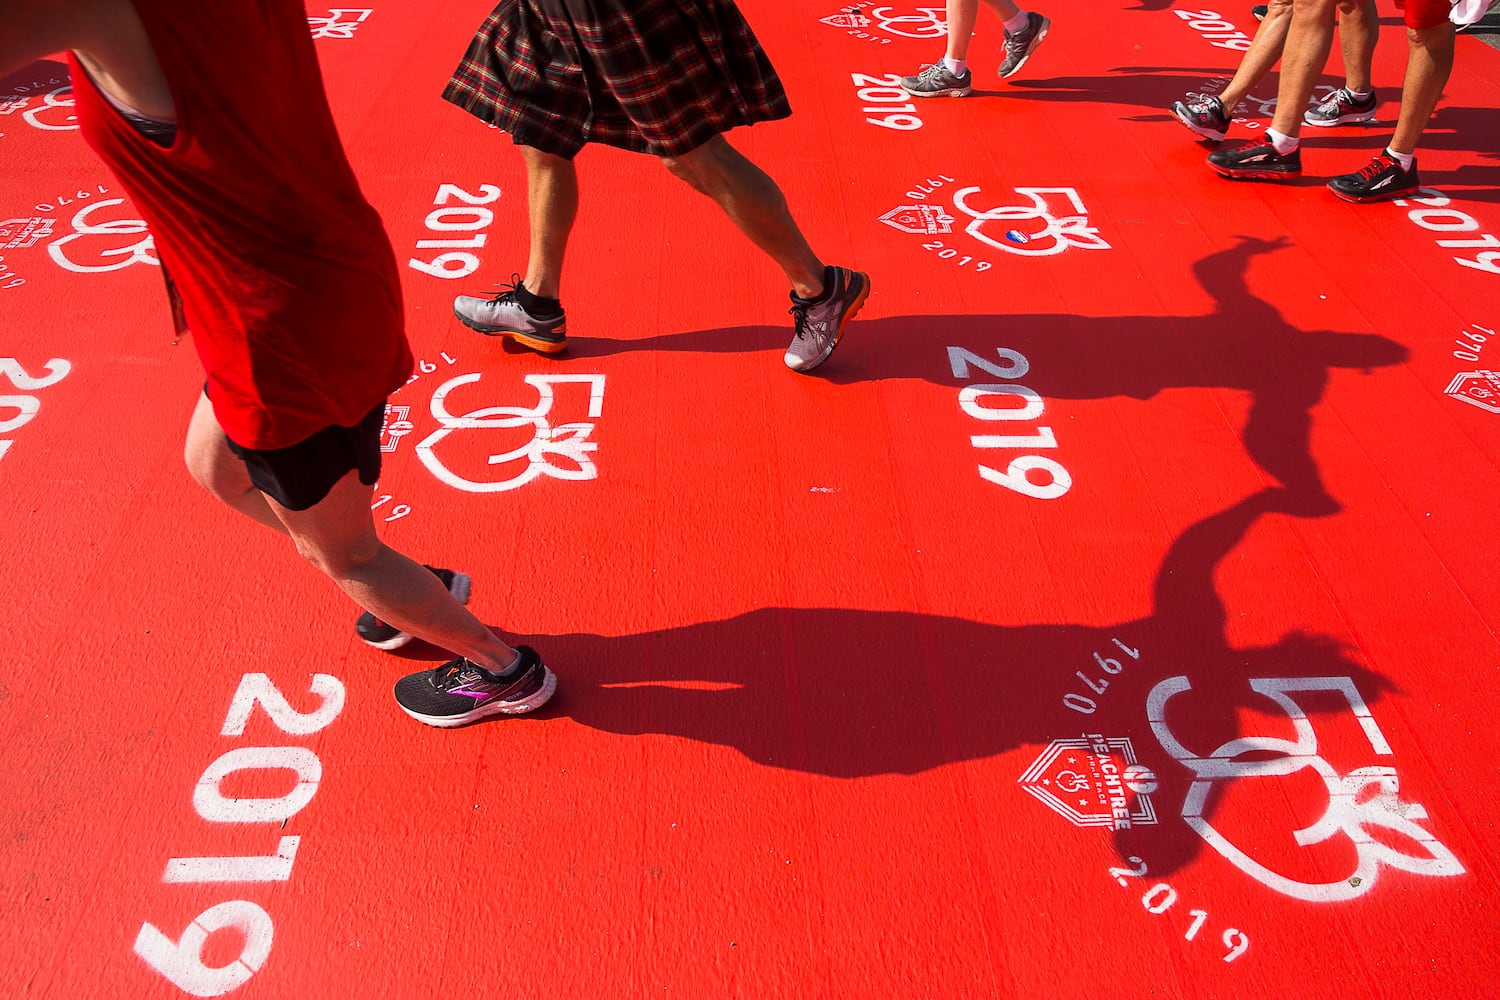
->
<box><xmin>1328</xmin><ymin>18</ymin><xmax>1453</xmax><ymax>201</ymax></box>
<box><xmin>452</xmin><ymin>144</ymin><xmax>576</xmax><ymax>353</ymax></box>
<box><xmin>1207</xmin><ymin>0</ymin><xmax>1340</xmax><ymax>179</ymax></box>
<box><xmin>1174</xmin><ymin>0</ymin><xmax>1293</xmax><ymax>142</ymax></box>
<box><xmin>660</xmin><ymin>135</ymin><xmax>871</xmax><ymax>373</ymax></box>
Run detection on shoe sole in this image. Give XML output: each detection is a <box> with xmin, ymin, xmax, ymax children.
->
<box><xmin>904</xmin><ymin>86</ymin><xmax>972</xmax><ymax>98</ymax></box>
<box><xmin>999</xmin><ymin>19</ymin><xmax>1049</xmax><ymax>79</ymax></box>
<box><xmin>360</xmin><ymin>572</ymin><xmax>471</xmax><ymax>650</ymax></box>
<box><xmin>1328</xmin><ymin>179</ymin><xmax>1419</xmax><ymax>204</ymax></box>
<box><xmin>399</xmin><ymin>668</ymin><xmax>558</xmax><ymax>728</ymax></box>
<box><xmin>453</xmin><ymin>304</ymin><xmax>568</xmax><ymax>354</ymax></box>
<box><xmin>1173</xmin><ymin>106</ymin><xmax>1227</xmax><ymax>142</ymax></box>
<box><xmin>790</xmin><ymin>271</ymin><xmax>871</xmax><ymax>374</ymax></box>
<box><xmin>1208</xmin><ymin>163</ymin><xmax>1301</xmax><ymax>181</ymax></box>
<box><xmin>1303</xmin><ymin>110</ymin><xmax>1377</xmax><ymax>127</ymax></box>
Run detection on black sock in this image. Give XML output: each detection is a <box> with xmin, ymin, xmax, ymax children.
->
<box><xmin>794</xmin><ymin>266</ymin><xmax>838</xmax><ymax>305</ymax></box>
<box><xmin>515</xmin><ymin>282</ymin><xmax>563</xmax><ymax>319</ymax></box>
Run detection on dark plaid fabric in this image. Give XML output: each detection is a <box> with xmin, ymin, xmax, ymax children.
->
<box><xmin>443</xmin><ymin>0</ymin><xmax>793</xmax><ymax>158</ymax></box>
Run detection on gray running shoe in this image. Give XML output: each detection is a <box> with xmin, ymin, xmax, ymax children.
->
<box><xmin>1172</xmin><ymin>95</ymin><xmax>1230</xmax><ymax>142</ymax></box>
<box><xmin>785</xmin><ymin>266</ymin><xmax>871</xmax><ymax>373</ymax></box>
<box><xmin>999</xmin><ymin>12</ymin><xmax>1050</xmax><ymax>79</ymax></box>
<box><xmin>900</xmin><ymin>62</ymin><xmax>973</xmax><ymax>97</ymax></box>
<box><xmin>453</xmin><ymin>276</ymin><xmax>567</xmax><ymax>353</ymax></box>
<box><xmin>1304</xmin><ymin>87</ymin><xmax>1377</xmax><ymax>127</ymax></box>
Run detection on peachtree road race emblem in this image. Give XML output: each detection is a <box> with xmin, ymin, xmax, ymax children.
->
<box><xmin>880</xmin><ymin>204</ymin><xmax>954</xmax><ymax>236</ymax></box>
<box><xmin>380</xmin><ymin>404</ymin><xmax>414</xmax><ymax>453</ymax></box>
<box><xmin>1019</xmin><ymin>735</ymin><xmax>1160</xmax><ymax>831</ymax></box>
<box><xmin>1148</xmin><ymin>675</ymin><xmax>1465</xmax><ymax>903</ymax></box>
<box><xmin>884</xmin><ymin>183</ymin><xmax>1111</xmax><ymax>257</ymax></box>
<box><xmin>1445</xmin><ymin>370</ymin><xmax>1500</xmax><ymax>413</ymax></box>
<box><xmin>0</xmin><ymin>217</ymin><xmax>56</xmax><ymax>250</ymax></box>
<box><xmin>417</xmin><ymin>372</ymin><xmax>605</xmax><ymax>493</ymax></box>
<box><xmin>821</xmin><ymin>6</ymin><xmax>947</xmax><ymax>37</ymax></box>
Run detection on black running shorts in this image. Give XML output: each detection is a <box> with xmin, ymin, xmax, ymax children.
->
<box><xmin>224</xmin><ymin>398</ymin><xmax>386</xmax><ymax>511</ymax></box>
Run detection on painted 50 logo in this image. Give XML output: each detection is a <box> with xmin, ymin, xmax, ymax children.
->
<box><xmin>416</xmin><ymin>372</ymin><xmax>605</xmax><ymax>493</ymax></box>
<box><xmin>883</xmin><ymin>184</ymin><xmax>1111</xmax><ymax>258</ymax></box>
<box><xmin>1148</xmin><ymin>675</ymin><xmax>1465</xmax><ymax>902</ymax></box>
<box><xmin>821</xmin><ymin>6</ymin><xmax>947</xmax><ymax>37</ymax></box>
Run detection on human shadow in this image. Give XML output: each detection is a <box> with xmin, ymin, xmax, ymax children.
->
<box><xmin>0</xmin><ymin>59</ymin><xmax>70</xmax><ymax>97</ymax></box>
<box><xmin>567</xmin><ymin>235</ymin><xmax>1408</xmax><ymax>515</ymax></box>
<box><xmin>465</xmin><ymin>486</ymin><xmax>1397</xmax><ymax>882</ymax></box>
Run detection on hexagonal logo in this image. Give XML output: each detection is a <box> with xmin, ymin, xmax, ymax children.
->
<box><xmin>1019</xmin><ymin>735</ymin><xmax>1160</xmax><ymax>830</ymax></box>
<box><xmin>1445</xmin><ymin>370</ymin><xmax>1500</xmax><ymax>413</ymax></box>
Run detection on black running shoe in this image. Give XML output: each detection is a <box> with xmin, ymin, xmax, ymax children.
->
<box><xmin>1207</xmin><ymin>142</ymin><xmax>1302</xmax><ymax>181</ymax></box>
<box><xmin>355</xmin><ymin>566</ymin><xmax>471</xmax><ymax>650</ymax></box>
<box><xmin>1252</xmin><ymin>4</ymin><xmax>1268</xmax><ymax>20</ymax></box>
<box><xmin>1172</xmin><ymin>95</ymin><xmax>1231</xmax><ymax>142</ymax></box>
<box><xmin>1327</xmin><ymin>151</ymin><xmax>1420</xmax><ymax>203</ymax></box>
<box><xmin>393</xmin><ymin>647</ymin><xmax>558</xmax><ymax>727</ymax></box>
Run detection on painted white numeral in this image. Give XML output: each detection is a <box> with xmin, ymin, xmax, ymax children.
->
<box><xmin>1064</xmin><ymin>692</ymin><xmax>1097</xmax><ymax>714</ymax></box>
<box><xmin>1408</xmin><ymin>209</ymin><xmax>1478</xmax><ymax>233</ymax></box>
<box><xmin>980</xmin><ymin>455</ymin><xmax>1071</xmax><ymax>499</ymax></box>
<box><xmin>425</xmin><ymin>206</ymin><xmax>494</xmax><ymax>231</ymax></box>
<box><xmin>1185</xmin><ymin>909</ymin><xmax>1209</xmax><ymax>941</ymax></box>
<box><xmin>434</xmin><ymin>183</ymin><xmax>501</xmax><ymax>206</ymax></box>
<box><xmin>194</xmin><ymin>747</ymin><xmax>322</xmax><ymax>824</ymax></box>
<box><xmin>1142</xmin><ymin>882</ymin><xmax>1179</xmax><ymax>913</ymax></box>
<box><xmin>1109</xmin><ymin>856</ymin><xmax>1147</xmax><ymax>885</ymax></box>
<box><xmin>409</xmin><ymin>252</ymin><xmax>479</xmax><ymax>279</ymax></box>
<box><xmin>1223</xmin><ymin>929</ymin><xmax>1250</xmax><ymax>962</ymax></box>
<box><xmin>0</xmin><ymin>440</ymin><xmax>11</xmax><ymax>462</ymax></box>
<box><xmin>1455</xmin><ymin>251</ymin><xmax>1500</xmax><ymax>275</ymax></box>
<box><xmin>0</xmin><ymin>394</ymin><xmax>40</xmax><ymax>433</ymax></box>
<box><xmin>164</xmin><ymin>836</ymin><xmax>301</xmax><ymax>883</ymax></box>
<box><xmin>220</xmin><ymin>673</ymin><xmax>345</xmax><ymax>736</ymax></box>
<box><xmin>948</xmin><ymin>346</ymin><xmax>1029</xmax><ymax>380</ymax></box>
<box><xmin>0</xmin><ymin>357</ymin><xmax>71</xmax><ymax>390</ymax></box>
<box><xmin>867</xmin><ymin>114</ymin><xmax>922</xmax><ymax>130</ymax></box>
<box><xmin>1438</xmin><ymin>234</ymin><xmax>1500</xmax><ymax>249</ymax></box>
<box><xmin>134</xmin><ymin>901</ymin><xmax>273</xmax><ymax>997</ymax></box>
<box><xmin>971</xmin><ymin>427</ymin><xmax>1056</xmax><ymax>449</ymax></box>
<box><xmin>850</xmin><ymin>72</ymin><xmax>903</xmax><ymax>87</ymax></box>
<box><xmin>960</xmin><ymin>383</ymin><xmax>1044</xmax><ymax>421</ymax></box>
<box><xmin>417</xmin><ymin>234</ymin><xmax>486</xmax><ymax>249</ymax></box>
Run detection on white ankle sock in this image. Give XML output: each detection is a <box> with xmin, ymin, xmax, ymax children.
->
<box><xmin>944</xmin><ymin>57</ymin><xmax>967</xmax><ymax>76</ymax></box>
<box><xmin>1385</xmin><ymin>147</ymin><xmax>1415</xmax><ymax>170</ymax></box>
<box><xmin>1267</xmin><ymin>128</ymin><xmax>1300</xmax><ymax>155</ymax></box>
<box><xmin>1004</xmin><ymin>9</ymin><xmax>1031</xmax><ymax>32</ymax></box>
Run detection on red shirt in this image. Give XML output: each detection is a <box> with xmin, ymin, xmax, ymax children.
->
<box><xmin>69</xmin><ymin>0</ymin><xmax>412</xmax><ymax>449</ymax></box>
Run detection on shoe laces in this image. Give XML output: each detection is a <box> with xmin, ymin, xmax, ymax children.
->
<box><xmin>788</xmin><ymin>301</ymin><xmax>811</xmax><ymax>340</ymax></box>
<box><xmin>1322</xmin><ymin>87</ymin><xmax>1353</xmax><ymax>109</ymax></box>
<box><xmin>431</xmin><ymin>658</ymin><xmax>476</xmax><ymax>690</ymax></box>
<box><xmin>481</xmin><ymin>272</ymin><xmax>523</xmax><ymax>304</ymax></box>
<box><xmin>1355</xmin><ymin>154</ymin><xmax>1396</xmax><ymax>181</ymax></box>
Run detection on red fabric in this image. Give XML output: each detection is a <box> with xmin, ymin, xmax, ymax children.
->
<box><xmin>1393</xmin><ymin>0</ymin><xmax>1452</xmax><ymax>29</ymax></box>
<box><xmin>68</xmin><ymin>0</ymin><xmax>412</xmax><ymax>449</ymax></box>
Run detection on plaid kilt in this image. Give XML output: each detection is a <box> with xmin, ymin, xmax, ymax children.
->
<box><xmin>443</xmin><ymin>0</ymin><xmax>792</xmax><ymax>158</ymax></box>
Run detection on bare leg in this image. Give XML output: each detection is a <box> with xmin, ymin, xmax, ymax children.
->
<box><xmin>1217</xmin><ymin>0</ymin><xmax>1293</xmax><ymax>110</ymax></box>
<box><xmin>945</xmin><ymin>0</ymin><xmax>981</xmax><ymax>60</ymax></box>
<box><xmin>184</xmin><ymin>393</ymin><xmax>287</xmax><ymax>533</ymax></box>
<box><xmin>183</xmin><ymin>397</ymin><xmax>520</xmax><ymax>673</ymax></box>
<box><xmin>1389</xmin><ymin>21</ymin><xmax>1455</xmax><ymax>155</ymax></box>
<box><xmin>266</xmin><ymin>473</ymin><xmax>521</xmax><ymax>674</ymax></box>
<box><xmin>660</xmin><ymin>135</ymin><xmax>825</xmax><ymax>298</ymax></box>
<box><xmin>945</xmin><ymin>0</ymin><xmax>1023</xmax><ymax>62</ymax></box>
<box><xmin>1337</xmin><ymin>0</ymin><xmax>1378</xmax><ymax>94</ymax></box>
<box><xmin>520</xmin><ymin>145</ymin><xmax>578</xmax><ymax>300</ymax></box>
<box><xmin>1268</xmin><ymin>0</ymin><xmax>1341</xmax><ymax>137</ymax></box>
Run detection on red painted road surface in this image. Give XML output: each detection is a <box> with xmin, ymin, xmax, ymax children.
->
<box><xmin>2</xmin><ymin>2</ymin><xmax>1498</xmax><ymax>998</ymax></box>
